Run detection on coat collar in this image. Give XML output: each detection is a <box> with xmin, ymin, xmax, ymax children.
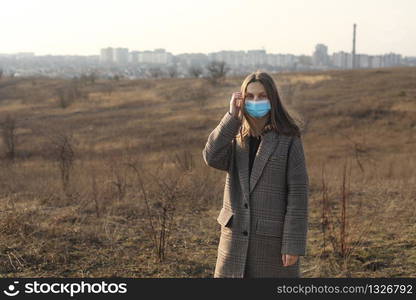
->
<box><xmin>236</xmin><ymin>130</ymin><xmax>280</xmax><ymax>199</ymax></box>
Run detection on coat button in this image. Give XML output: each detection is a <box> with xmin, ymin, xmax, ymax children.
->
<box><xmin>244</xmin><ymin>203</ymin><xmax>248</xmax><ymax>208</ymax></box>
<box><xmin>243</xmin><ymin>230</ymin><xmax>248</xmax><ymax>236</ymax></box>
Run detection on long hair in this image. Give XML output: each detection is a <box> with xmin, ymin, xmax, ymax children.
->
<box><xmin>237</xmin><ymin>70</ymin><xmax>302</xmax><ymax>147</ymax></box>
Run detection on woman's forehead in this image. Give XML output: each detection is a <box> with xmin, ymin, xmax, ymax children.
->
<box><xmin>246</xmin><ymin>82</ymin><xmax>266</xmax><ymax>93</ymax></box>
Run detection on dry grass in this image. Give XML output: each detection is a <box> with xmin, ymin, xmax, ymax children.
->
<box><xmin>0</xmin><ymin>67</ymin><xmax>415</xmax><ymax>277</ymax></box>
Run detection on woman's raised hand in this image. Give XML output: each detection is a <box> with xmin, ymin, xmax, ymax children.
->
<box><xmin>229</xmin><ymin>92</ymin><xmax>243</xmax><ymax>121</ymax></box>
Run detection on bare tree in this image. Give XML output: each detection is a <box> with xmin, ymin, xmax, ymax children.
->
<box><xmin>172</xmin><ymin>149</ymin><xmax>194</xmax><ymax>172</ymax></box>
<box><xmin>55</xmin><ymin>79</ymin><xmax>86</xmax><ymax>108</ymax></box>
<box><xmin>88</xmin><ymin>71</ymin><xmax>97</xmax><ymax>84</ymax></box>
<box><xmin>1</xmin><ymin>114</ymin><xmax>17</xmax><ymax>160</ymax></box>
<box><xmin>47</xmin><ymin>132</ymin><xmax>76</xmax><ymax>195</ymax></box>
<box><xmin>80</xmin><ymin>74</ymin><xmax>88</xmax><ymax>86</ymax></box>
<box><xmin>167</xmin><ymin>65</ymin><xmax>178</xmax><ymax>78</ymax></box>
<box><xmin>103</xmin><ymin>82</ymin><xmax>114</xmax><ymax>96</ymax></box>
<box><xmin>56</xmin><ymin>87</ymin><xmax>74</xmax><ymax>108</ymax></box>
<box><xmin>90</xmin><ymin>166</ymin><xmax>101</xmax><ymax>218</ymax></box>
<box><xmin>188</xmin><ymin>65</ymin><xmax>203</xmax><ymax>78</ymax></box>
<box><xmin>319</xmin><ymin>160</ymin><xmax>376</xmax><ymax>275</ymax></box>
<box><xmin>79</xmin><ymin>72</ymin><xmax>97</xmax><ymax>86</ymax></box>
<box><xmin>148</xmin><ymin>67</ymin><xmax>164</xmax><ymax>78</ymax></box>
<box><xmin>107</xmin><ymin>156</ymin><xmax>128</xmax><ymax>203</ymax></box>
<box><xmin>128</xmin><ymin>159</ymin><xmax>189</xmax><ymax>262</ymax></box>
<box><xmin>205</xmin><ymin>60</ymin><xmax>230</xmax><ymax>85</ymax></box>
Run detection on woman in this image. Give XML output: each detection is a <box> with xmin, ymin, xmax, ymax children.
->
<box><xmin>202</xmin><ymin>71</ymin><xmax>309</xmax><ymax>278</ymax></box>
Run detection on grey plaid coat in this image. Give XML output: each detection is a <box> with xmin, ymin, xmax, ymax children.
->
<box><xmin>202</xmin><ymin>112</ymin><xmax>309</xmax><ymax>278</ymax></box>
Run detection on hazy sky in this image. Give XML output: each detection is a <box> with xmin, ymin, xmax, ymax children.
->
<box><xmin>1</xmin><ymin>0</ymin><xmax>415</xmax><ymax>56</ymax></box>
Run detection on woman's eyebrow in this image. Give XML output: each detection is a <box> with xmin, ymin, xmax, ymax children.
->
<box><xmin>246</xmin><ymin>92</ymin><xmax>266</xmax><ymax>95</ymax></box>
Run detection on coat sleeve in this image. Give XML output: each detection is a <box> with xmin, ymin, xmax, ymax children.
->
<box><xmin>281</xmin><ymin>135</ymin><xmax>309</xmax><ymax>256</ymax></box>
<box><xmin>202</xmin><ymin>111</ymin><xmax>242</xmax><ymax>171</ymax></box>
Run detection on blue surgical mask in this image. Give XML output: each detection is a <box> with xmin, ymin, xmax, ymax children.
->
<box><xmin>244</xmin><ymin>99</ymin><xmax>271</xmax><ymax>118</ymax></box>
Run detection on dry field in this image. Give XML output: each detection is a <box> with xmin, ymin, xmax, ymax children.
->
<box><xmin>0</xmin><ymin>67</ymin><xmax>415</xmax><ymax>277</ymax></box>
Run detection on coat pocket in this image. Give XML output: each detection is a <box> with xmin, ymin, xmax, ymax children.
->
<box><xmin>216</xmin><ymin>208</ymin><xmax>234</xmax><ymax>228</ymax></box>
<box><xmin>255</xmin><ymin>219</ymin><xmax>283</xmax><ymax>237</ymax></box>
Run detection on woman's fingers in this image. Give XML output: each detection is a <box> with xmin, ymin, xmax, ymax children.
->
<box><xmin>282</xmin><ymin>254</ymin><xmax>298</xmax><ymax>266</ymax></box>
<box><xmin>232</xmin><ymin>93</ymin><xmax>242</xmax><ymax>110</ymax></box>
<box><xmin>230</xmin><ymin>92</ymin><xmax>244</xmax><ymax>120</ymax></box>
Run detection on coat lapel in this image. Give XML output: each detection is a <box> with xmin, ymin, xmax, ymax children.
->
<box><xmin>236</xmin><ymin>131</ymin><xmax>280</xmax><ymax>200</ymax></box>
<box><xmin>249</xmin><ymin>131</ymin><xmax>279</xmax><ymax>193</ymax></box>
<box><xmin>236</xmin><ymin>137</ymin><xmax>250</xmax><ymax>201</ymax></box>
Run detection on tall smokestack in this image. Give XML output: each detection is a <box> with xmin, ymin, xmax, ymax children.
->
<box><xmin>352</xmin><ymin>23</ymin><xmax>357</xmax><ymax>69</ymax></box>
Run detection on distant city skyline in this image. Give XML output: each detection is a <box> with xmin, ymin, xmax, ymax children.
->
<box><xmin>1</xmin><ymin>44</ymin><xmax>411</xmax><ymax>60</ymax></box>
<box><xmin>1</xmin><ymin>42</ymin><xmax>412</xmax><ymax>79</ymax></box>
<box><xmin>1</xmin><ymin>0</ymin><xmax>415</xmax><ymax>57</ymax></box>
